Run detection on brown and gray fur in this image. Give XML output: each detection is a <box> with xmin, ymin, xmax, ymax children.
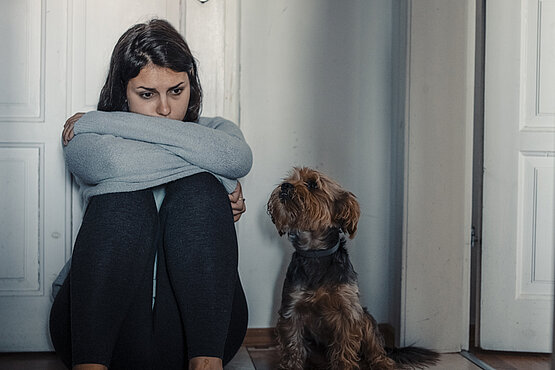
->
<box><xmin>267</xmin><ymin>167</ymin><xmax>438</xmax><ymax>370</ymax></box>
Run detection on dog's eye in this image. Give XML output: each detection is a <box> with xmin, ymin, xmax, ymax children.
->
<box><xmin>306</xmin><ymin>180</ymin><xmax>318</xmax><ymax>190</ymax></box>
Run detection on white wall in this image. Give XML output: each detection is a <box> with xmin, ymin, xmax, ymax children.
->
<box><xmin>237</xmin><ymin>0</ymin><xmax>402</xmax><ymax>329</ymax></box>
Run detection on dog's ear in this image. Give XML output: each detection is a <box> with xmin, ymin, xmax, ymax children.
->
<box><xmin>335</xmin><ymin>191</ymin><xmax>360</xmax><ymax>238</ymax></box>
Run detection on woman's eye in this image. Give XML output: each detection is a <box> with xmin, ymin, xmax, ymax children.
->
<box><xmin>170</xmin><ymin>88</ymin><xmax>183</xmax><ymax>95</ymax></box>
<box><xmin>306</xmin><ymin>181</ymin><xmax>318</xmax><ymax>190</ymax></box>
<box><xmin>140</xmin><ymin>92</ymin><xmax>154</xmax><ymax>99</ymax></box>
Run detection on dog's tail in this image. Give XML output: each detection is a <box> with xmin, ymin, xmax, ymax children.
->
<box><xmin>385</xmin><ymin>346</ymin><xmax>439</xmax><ymax>369</ymax></box>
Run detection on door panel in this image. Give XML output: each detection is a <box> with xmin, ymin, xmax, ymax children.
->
<box><xmin>481</xmin><ymin>0</ymin><xmax>554</xmax><ymax>352</ymax></box>
<box><xmin>0</xmin><ymin>0</ymin><xmax>42</xmax><ymax>120</ymax></box>
<box><xmin>0</xmin><ymin>146</ymin><xmax>41</xmax><ymax>293</ymax></box>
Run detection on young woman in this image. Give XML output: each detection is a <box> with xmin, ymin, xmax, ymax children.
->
<box><xmin>49</xmin><ymin>19</ymin><xmax>252</xmax><ymax>370</ymax></box>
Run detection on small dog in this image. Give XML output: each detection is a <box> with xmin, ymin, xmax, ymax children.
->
<box><xmin>267</xmin><ymin>167</ymin><xmax>438</xmax><ymax>370</ymax></box>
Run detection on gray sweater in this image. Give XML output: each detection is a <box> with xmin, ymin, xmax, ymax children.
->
<box><xmin>52</xmin><ymin>111</ymin><xmax>252</xmax><ymax>298</ymax></box>
<box><xmin>65</xmin><ymin>111</ymin><xmax>253</xmax><ymax>207</ymax></box>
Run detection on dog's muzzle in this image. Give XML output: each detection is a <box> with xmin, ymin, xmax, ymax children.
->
<box><xmin>279</xmin><ymin>182</ymin><xmax>294</xmax><ymax>201</ymax></box>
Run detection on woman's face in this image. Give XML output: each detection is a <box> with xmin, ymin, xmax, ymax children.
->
<box><xmin>126</xmin><ymin>63</ymin><xmax>191</xmax><ymax>121</ymax></box>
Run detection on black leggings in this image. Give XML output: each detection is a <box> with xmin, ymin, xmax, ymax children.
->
<box><xmin>49</xmin><ymin>173</ymin><xmax>248</xmax><ymax>369</ymax></box>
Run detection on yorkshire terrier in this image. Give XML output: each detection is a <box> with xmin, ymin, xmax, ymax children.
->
<box><xmin>267</xmin><ymin>167</ymin><xmax>439</xmax><ymax>370</ymax></box>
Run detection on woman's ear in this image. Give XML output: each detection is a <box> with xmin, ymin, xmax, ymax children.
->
<box><xmin>335</xmin><ymin>191</ymin><xmax>360</xmax><ymax>238</ymax></box>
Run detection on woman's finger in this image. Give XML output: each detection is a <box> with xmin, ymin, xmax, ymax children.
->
<box><xmin>62</xmin><ymin>113</ymin><xmax>84</xmax><ymax>145</ymax></box>
<box><xmin>228</xmin><ymin>182</ymin><xmax>242</xmax><ymax>203</ymax></box>
<box><xmin>233</xmin><ymin>208</ymin><xmax>245</xmax><ymax>222</ymax></box>
<box><xmin>62</xmin><ymin>126</ymin><xmax>69</xmax><ymax>145</ymax></box>
<box><xmin>67</xmin><ymin>127</ymin><xmax>74</xmax><ymax>142</ymax></box>
<box><xmin>62</xmin><ymin>125</ymin><xmax>74</xmax><ymax>145</ymax></box>
<box><xmin>231</xmin><ymin>198</ymin><xmax>246</xmax><ymax>222</ymax></box>
<box><xmin>63</xmin><ymin>113</ymin><xmax>85</xmax><ymax>130</ymax></box>
<box><xmin>228</xmin><ymin>181</ymin><xmax>245</xmax><ymax>222</ymax></box>
<box><xmin>230</xmin><ymin>197</ymin><xmax>245</xmax><ymax>210</ymax></box>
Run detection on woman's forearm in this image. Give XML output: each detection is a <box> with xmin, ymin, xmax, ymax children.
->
<box><xmin>74</xmin><ymin>111</ymin><xmax>253</xmax><ymax>178</ymax></box>
<box><xmin>64</xmin><ymin>133</ymin><xmax>203</xmax><ymax>185</ymax></box>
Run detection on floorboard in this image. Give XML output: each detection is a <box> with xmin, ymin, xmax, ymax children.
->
<box><xmin>0</xmin><ymin>352</ymin><xmax>65</xmax><ymax>370</ymax></box>
<box><xmin>470</xmin><ymin>348</ymin><xmax>551</xmax><ymax>370</ymax></box>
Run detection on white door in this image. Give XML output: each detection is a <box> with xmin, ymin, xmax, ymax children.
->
<box><xmin>0</xmin><ymin>0</ymin><xmax>240</xmax><ymax>352</ymax></box>
<box><xmin>0</xmin><ymin>0</ymin><xmax>68</xmax><ymax>351</ymax></box>
<box><xmin>481</xmin><ymin>0</ymin><xmax>555</xmax><ymax>352</ymax></box>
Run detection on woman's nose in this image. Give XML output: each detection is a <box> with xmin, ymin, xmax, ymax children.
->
<box><xmin>157</xmin><ymin>97</ymin><xmax>171</xmax><ymax>117</ymax></box>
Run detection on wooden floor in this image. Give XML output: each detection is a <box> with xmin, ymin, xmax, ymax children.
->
<box><xmin>470</xmin><ymin>348</ymin><xmax>551</xmax><ymax>370</ymax></box>
<box><xmin>0</xmin><ymin>348</ymin><xmax>551</xmax><ymax>370</ymax></box>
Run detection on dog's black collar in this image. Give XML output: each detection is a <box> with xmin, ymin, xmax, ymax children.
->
<box><xmin>294</xmin><ymin>239</ymin><xmax>341</xmax><ymax>258</ymax></box>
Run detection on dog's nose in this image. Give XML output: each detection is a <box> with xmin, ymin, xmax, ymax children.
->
<box><xmin>280</xmin><ymin>182</ymin><xmax>294</xmax><ymax>199</ymax></box>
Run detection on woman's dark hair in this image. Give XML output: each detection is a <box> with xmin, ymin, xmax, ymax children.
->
<box><xmin>97</xmin><ymin>19</ymin><xmax>202</xmax><ymax>122</ymax></box>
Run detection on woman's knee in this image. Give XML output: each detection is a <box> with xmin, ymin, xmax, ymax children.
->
<box><xmin>83</xmin><ymin>190</ymin><xmax>158</xmax><ymax>229</ymax></box>
<box><xmin>76</xmin><ymin>189</ymin><xmax>158</xmax><ymax>251</ymax></box>
<box><xmin>162</xmin><ymin>173</ymin><xmax>229</xmax><ymax>214</ymax></box>
<box><xmin>160</xmin><ymin>173</ymin><xmax>237</xmax><ymax>257</ymax></box>
<box><xmin>167</xmin><ymin>172</ymin><xmax>225</xmax><ymax>195</ymax></box>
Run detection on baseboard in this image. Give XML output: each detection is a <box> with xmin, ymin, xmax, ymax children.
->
<box><xmin>243</xmin><ymin>328</ymin><xmax>278</xmax><ymax>347</ymax></box>
<box><xmin>243</xmin><ymin>324</ymin><xmax>395</xmax><ymax>348</ymax></box>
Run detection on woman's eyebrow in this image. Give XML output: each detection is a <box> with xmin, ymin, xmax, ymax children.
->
<box><xmin>136</xmin><ymin>82</ymin><xmax>186</xmax><ymax>91</ymax></box>
<box><xmin>167</xmin><ymin>81</ymin><xmax>186</xmax><ymax>90</ymax></box>
<box><xmin>136</xmin><ymin>81</ymin><xmax>186</xmax><ymax>92</ymax></box>
<box><xmin>136</xmin><ymin>86</ymin><xmax>157</xmax><ymax>91</ymax></box>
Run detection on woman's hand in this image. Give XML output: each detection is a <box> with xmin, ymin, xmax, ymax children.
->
<box><xmin>62</xmin><ymin>112</ymin><xmax>85</xmax><ymax>145</ymax></box>
<box><xmin>229</xmin><ymin>181</ymin><xmax>246</xmax><ymax>222</ymax></box>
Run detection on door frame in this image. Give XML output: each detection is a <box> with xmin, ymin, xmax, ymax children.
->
<box><xmin>400</xmin><ymin>0</ymin><xmax>475</xmax><ymax>352</ymax></box>
<box><xmin>470</xmin><ymin>0</ymin><xmax>486</xmax><ymax>348</ymax></box>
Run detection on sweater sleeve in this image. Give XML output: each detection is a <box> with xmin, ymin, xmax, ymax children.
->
<box><xmin>63</xmin><ymin>132</ymin><xmax>204</xmax><ymax>185</ymax></box>
<box><xmin>74</xmin><ymin>111</ymin><xmax>253</xmax><ymax>179</ymax></box>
